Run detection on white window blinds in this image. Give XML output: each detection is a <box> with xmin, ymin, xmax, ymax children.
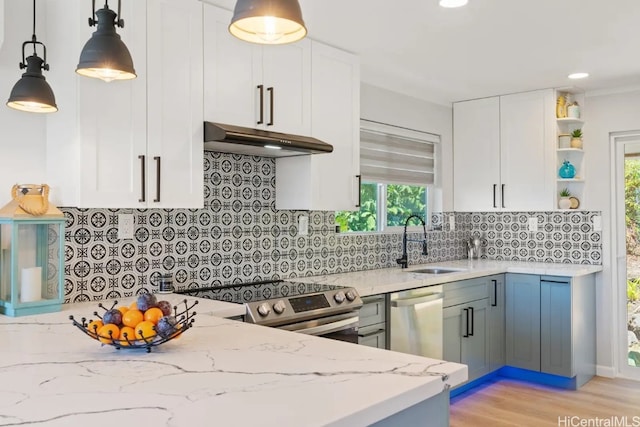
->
<box><xmin>360</xmin><ymin>119</ymin><xmax>439</xmax><ymax>186</ymax></box>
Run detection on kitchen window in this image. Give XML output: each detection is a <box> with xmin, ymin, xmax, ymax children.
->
<box><xmin>336</xmin><ymin>120</ymin><xmax>439</xmax><ymax>233</ymax></box>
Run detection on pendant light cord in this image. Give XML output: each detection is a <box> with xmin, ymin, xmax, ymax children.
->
<box><xmin>31</xmin><ymin>0</ymin><xmax>36</xmax><ymax>54</ymax></box>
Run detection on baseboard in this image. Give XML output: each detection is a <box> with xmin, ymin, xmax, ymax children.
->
<box><xmin>596</xmin><ymin>365</ymin><xmax>616</xmax><ymax>378</ymax></box>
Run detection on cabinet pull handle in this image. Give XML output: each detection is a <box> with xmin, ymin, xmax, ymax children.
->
<box><xmin>153</xmin><ymin>156</ymin><xmax>161</xmax><ymax>203</ymax></box>
<box><xmin>463</xmin><ymin>308</ymin><xmax>469</xmax><ymax>338</ymax></box>
<box><xmin>501</xmin><ymin>184</ymin><xmax>505</xmax><ymax>208</ymax></box>
<box><xmin>493</xmin><ymin>184</ymin><xmax>497</xmax><ymax>208</ymax></box>
<box><xmin>492</xmin><ymin>279</ymin><xmax>497</xmax><ymax>307</ymax></box>
<box><xmin>356</xmin><ymin>174</ymin><xmax>362</xmax><ymax>208</ymax></box>
<box><xmin>138</xmin><ymin>155</ymin><xmax>146</xmax><ymax>203</ymax></box>
<box><xmin>358</xmin><ymin>328</ymin><xmax>385</xmax><ymax>338</ymax></box>
<box><xmin>469</xmin><ymin>306</ymin><xmax>474</xmax><ymax>336</ymax></box>
<box><xmin>257</xmin><ymin>85</ymin><xmax>264</xmax><ymax>125</ymax></box>
<box><xmin>267</xmin><ymin>86</ymin><xmax>274</xmax><ymax>126</ymax></box>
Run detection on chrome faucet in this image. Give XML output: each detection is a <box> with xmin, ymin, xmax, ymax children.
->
<box><xmin>396</xmin><ymin>214</ymin><xmax>429</xmax><ymax>269</ymax></box>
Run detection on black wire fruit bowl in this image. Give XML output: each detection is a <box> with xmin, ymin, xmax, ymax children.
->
<box><xmin>69</xmin><ymin>298</ymin><xmax>198</xmax><ymax>353</ymax></box>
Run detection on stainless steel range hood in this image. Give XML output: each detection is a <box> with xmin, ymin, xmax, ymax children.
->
<box><xmin>204</xmin><ymin>122</ymin><xmax>333</xmax><ymax>157</ymax></box>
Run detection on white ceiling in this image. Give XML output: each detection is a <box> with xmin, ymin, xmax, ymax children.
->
<box><xmin>210</xmin><ymin>0</ymin><xmax>640</xmax><ymax>105</ymax></box>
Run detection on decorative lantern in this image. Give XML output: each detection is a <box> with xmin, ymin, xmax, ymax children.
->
<box><xmin>0</xmin><ymin>184</ymin><xmax>65</xmax><ymax>316</ymax></box>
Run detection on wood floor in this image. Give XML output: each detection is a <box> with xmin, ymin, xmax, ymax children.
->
<box><xmin>450</xmin><ymin>376</ymin><xmax>640</xmax><ymax>426</ymax></box>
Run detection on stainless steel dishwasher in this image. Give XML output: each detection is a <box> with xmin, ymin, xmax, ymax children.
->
<box><xmin>389</xmin><ymin>285</ymin><xmax>444</xmax><ymax>359</ymax></box>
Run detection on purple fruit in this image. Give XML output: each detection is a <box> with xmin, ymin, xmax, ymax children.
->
<box><xmin>137</xmin><ymin>293</ymin><xmax>158</xmax><ymax>312</ymax></box>
<box><xmin>156</xmin><ymin>315</ymin><xmax>178</xmax><ymax>338</ymax></box>
<box><xmin>157</xmin><ymin>300</ymin><xmax>173</xmax><ymax>317</ymax></box>
<box><xmin>102</xmin><ymin>309</ymin><xmax>122</xmax><ymax>326</ymax></box>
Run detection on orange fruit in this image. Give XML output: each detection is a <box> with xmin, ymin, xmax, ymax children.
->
<box><xmin>97</xmin><ymin>324</ymin><xmax>120</xmax><ymax>344</ymax></box>
<box><xmin>117</xmin><ymin>306</ymin><xmax>129</xmax><ymax>315</ymax></box>
<box><xmin>129</xmin><ymin>300</ymin><xmax>138</xmax><ymax>310</ymax></box>
<box><xmin>135</xmin><ymin>320</ymin><xmax>157</xmax><ymax>343</ymax></box>
<box><xmin>143</xmin><ymin>307</ymin><xmax>164</xmax><ymax>325</ymax></box>
<box><xmin>119</xmin><ymin>326</ymin><xmax>136</xmax><ymax>346</ymax></box>
<box><xmin>122</xmin><ymin>309</ymin><xmax>144</xmax><ymax>328</ymax></box>
<box><xmin>87</xmin><ymin>319</ymin><xmax>103</xmax><ymax>337</ymax></box>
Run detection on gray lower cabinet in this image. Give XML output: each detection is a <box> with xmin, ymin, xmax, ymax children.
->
<box><xmin>505</xmin><ymin>273</ymin><xmax>541</xmax><ymax>371</ymax></box>
<box><xmin>488</xmin><ymin>275</ymin><xmax>506</xmax><ymax>371</ymax></box>
<box><xmin>443</xmin><ymin>277</ymin><xmax>493</xmax><ymax>384</ymax></box>
<box><xmin>358</xmin><ymin>294</ymin><xmax>387</xmax><ymax>349</ymax></box>
<box><xmin>505</xmin><ymin>273</ymin><xmax>596</xmax><ymax>388</ymax></box>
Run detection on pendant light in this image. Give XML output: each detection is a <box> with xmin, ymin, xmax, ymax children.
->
<box><xmin>229</xmin><ymin>0</ymin><xmax>307</xmax><ymax>45</ymax></box>
<box><xmin>76</xmin><ymin>0</ymin><xmax>136</xmax><ymax>82</ymax></box>
<box><xmin>6</xmin><ymin>0</ymin><xmax>57</xmax><ymax>113</ymax></box>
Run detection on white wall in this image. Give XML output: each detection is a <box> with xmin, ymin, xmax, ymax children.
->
<box><xmin>360</xmin><ymin>83</ymin><xmax>453</xmax><ymax>211</ymax></box>
<box><xmin>0</xmin><ymin>1</ymin><xmax>48</xmax><ymax>206</ymax></box>
<box><xmin>584</xmin><ymin>88</ymin><xmax>640</xmax><ymax>376</ymax></box>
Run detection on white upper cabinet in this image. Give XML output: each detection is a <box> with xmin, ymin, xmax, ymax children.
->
<box><xmin>276</xmin><ymin>41</ymin><xmax>360</xmax><ymax>211</ymax></box>
<box><xmin>453</xmin><ymin>89</ymin><xmax>554</xmax><ymax>211</ymax></box>
<box><xmin>45</xmin><ymin>0</ymin><xmax>203</xmax><ymax>209</ymax></box>
<box><xmin>146</xmin><ymin>0</ymin><xmax>203</xmax><ymax>209</ymax></box>
<box><xmin>203</xmin><ymin>4</ymin><xmax>311</xmax><ymax>135</ymax></box>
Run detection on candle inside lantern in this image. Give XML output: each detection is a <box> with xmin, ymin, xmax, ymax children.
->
<box><xmin>21</xmin><ymin>267</ymin><xmax>42</xmax><ymax>302</ymax></box>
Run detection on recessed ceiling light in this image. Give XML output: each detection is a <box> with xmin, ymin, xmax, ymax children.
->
<box><xmin>568</xmin><ymin>72</ymin><xmax>589</xmax><ymax>80</ymax></box>
<box><xmin>439</xmin><ymin>0</ymin><xmax>468</xmax><ymax>8</ymax></box>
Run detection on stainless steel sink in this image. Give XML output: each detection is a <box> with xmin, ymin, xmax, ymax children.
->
<box><xmin>407</xmin><ymin>267</ymin><xmax>465</xmax><ymax>274</ymax></box>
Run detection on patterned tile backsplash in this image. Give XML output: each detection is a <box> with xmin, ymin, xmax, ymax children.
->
<box><xmin>61</xmin><ymin>152</ymin><xmax>602</xmax><ymax>303</ymax></box>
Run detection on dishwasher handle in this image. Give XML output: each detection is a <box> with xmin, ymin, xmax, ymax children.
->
<box><xmin>390</xmin><ymin>292</ymin><xmax>444</xmax><ymax>307</ymax></box>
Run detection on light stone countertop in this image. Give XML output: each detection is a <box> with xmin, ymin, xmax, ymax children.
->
<box><xmin>295</xmin><ymin>259</ymin><xmax>603</xmax><ymax>297</ymax></box>
<box><xmin>0</xmin><ymin>296</ymin><xmax>467</xmax><ymax>427</ymax></box>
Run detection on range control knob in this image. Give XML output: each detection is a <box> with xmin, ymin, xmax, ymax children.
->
<box><xmin>257</xmin><ymin>302</ymin><xmax>271</xmax><ymax>317</ymax></box>
<box><xmin>273</xmin><ymin>300</ymin><xmax>286</xmax><ymax>314</ymax></box>
<box><xmin>334</xmin><ymin>291</ymin><xmax>346</xmax><ymax>304</ymax></box>
<box><xmin>345</xmin><ymin>290</ymin><xmax>357</xmax><ymax>302</ymax></box>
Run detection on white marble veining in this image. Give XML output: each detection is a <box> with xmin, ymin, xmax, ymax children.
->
<box><xmin>296</xmin><ymin>260</ymin><xmax>603</xmax><ymax>297</ymax></box>
<box><xmin>0</xmin><ymin>298</ymin><xmax>466</xmax><ymax>427</ymax></box>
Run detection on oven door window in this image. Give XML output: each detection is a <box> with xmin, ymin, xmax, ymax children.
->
<box><xmin>279</xmin><ymin>312</ymin><xmax>359</xmax><ymax>343</ymax></box>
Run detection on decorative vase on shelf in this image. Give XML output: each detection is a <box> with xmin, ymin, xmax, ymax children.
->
<box><xmin>559</xmin><ymin>160</ymin><xmax>576</xmax><ymax>179</ymax></box>
<box><xmin>567</xmin><ymin>102</ymin><xmax>581</xmax><ymax>119</ymax></box>
<box><xmin>558</xmin><ymin>197</ymin><xmax>571</xmax><ymax>209</ymax></box>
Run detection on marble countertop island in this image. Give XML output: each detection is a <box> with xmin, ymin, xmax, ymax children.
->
<box><xmin>297</xmin><ymin>259</ymin><xmax>603</xmax><ymax>296</ymax></box>
<box><xmin>0</xmin><ymin>296</ymin><xmax>466</xmax><ymax>427</ymax></box>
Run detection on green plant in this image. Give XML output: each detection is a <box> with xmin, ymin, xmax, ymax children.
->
<box><xmin>628</xmin><ymin>277</ymin><xmax>640</xmax><ymax>301</ymax></box>
<box><xmin>559</xmin><ymin>188</ymin><xmax>571</xmax><ymax>197</ymax></box>
<box><xmin>571</xmin><ymin>128</ymin><xmax>583</xmax><ymax>138</ymax></box>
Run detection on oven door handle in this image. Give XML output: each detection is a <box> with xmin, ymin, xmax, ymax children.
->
<box><xmin>287</xmin><ymin>316</ymin><xmax>359</xmax><ymax>336</ymax></box>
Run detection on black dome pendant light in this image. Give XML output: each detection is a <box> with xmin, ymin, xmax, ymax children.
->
<box><xmin>76</xmin><ymin>0</ymin><xmax>136</xmax><ymax>82</ymax></box>
<box><xmin>229</xmin><ymin>0</ymin><xmax>307</xmax><ymax>45</ymax></box>
<box><xmin>6</xmin><ymin>0</ymin><xmax>57</xmax><ymax>113</ymax></box>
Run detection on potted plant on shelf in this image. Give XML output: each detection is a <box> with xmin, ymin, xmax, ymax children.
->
<box><xmin>570</xmin><ymin>128</ymin><xmax>583</xmax><ymax>149</ymax></box>
<box><xmin>558</xmin><ymin>188</ymin><xmax>572</xmax><ymax>209</ymax></box>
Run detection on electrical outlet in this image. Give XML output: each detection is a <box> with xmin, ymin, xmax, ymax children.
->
<box><xmin>593</xmin><ymin>215</ymin><xmax>602</xmax><ymax>232</ymax></box>
<box><xmin>118</xmin><ymin>214</ymin><xmax>134</xmax><ymax>240</ymax></box>
<box><xmin>449</xmin><ymin>215</ymin><xmax>455</xmax><ymax>231</ymax></box>
<box><xmin>528</xmin><ymin>217</ymin><xmax>538</xmax><ymax>232</ymax></box>
<box><xmin>298</xmin><ymin>215</ymin><xmax>309</xmax><ymax>236</ymax></box>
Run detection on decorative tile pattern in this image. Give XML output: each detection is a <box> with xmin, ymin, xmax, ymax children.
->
<box><xmin>60</xmin><ymin>152</ymin><xmax>602</xmax><ymax>302</ymax></box>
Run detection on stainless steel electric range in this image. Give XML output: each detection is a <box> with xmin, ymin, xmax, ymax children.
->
<box><xmin>176</xmin><ymin>280</ymin><xmax>363</xmax><ymax>343</ymax></box>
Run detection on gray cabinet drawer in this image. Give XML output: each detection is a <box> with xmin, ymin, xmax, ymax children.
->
<box><xmin>358</xmin><ymin>322</ymin><xmax>386</xmax><ymax>349</ymax></box>
<box><xmin>444</xmin><ymin>277</ymin><xmax>489</xmax><ymax>307</ymax></box>
<box><xmin>359</xmin><ymin>295</ymin><xmax>386</xmax><ymax>327</ymax></box>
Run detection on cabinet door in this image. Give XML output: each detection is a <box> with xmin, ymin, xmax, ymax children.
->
<box><xmin>500</xmin><ymin>90</ymin><xmax>554</xmax><ymax>210</ymax></box>
<box><xmin>540</xmin><ymin>279</ymin><xmax>573</xmax><ymax>377</ymax></box>
<box><xmin>488</xmin><ymin>275</ymin><xmax>506</xmax><ymax>371</ymax></box>
<box><xmin>46</xmin><ymin>0</ymin><xmax>147</xmax><ymax>208</ymax></box>
<box><xmin>262</xmin><ymin>40</ymin><xmax>311</xmax><ymax>135</ymax></box>
<box><xmin>147</xmin><ymin>0</ymin><xmax>203</xmax><ymax>208</ymax></box>
<box><xmin>275</xmin><ymin>42</ymin><xmax>359</xmax><ymax>211</ymax></box>
<box><xmin>443</xmin><ymin>305</ymin><xmax>462</xmax><ymax>364</ymax></box>
<box><xmin>453</xmin><ymin>97</ymin><xmax>501</xmax><ymax>211</ymax></box>
<box><xmin>203</xmin><ymin>4</ymin><xmax>262</xmax><ymax>128</ymax></box>
<box><xmin>505</xmin><ymin>274</ymin><xmax>541</xmax><ymax>371</ymax></box>
<box><xmin>461</xmin><ymin>299</ymin><xmax>491</xmax><ymax>381</ymax></box>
